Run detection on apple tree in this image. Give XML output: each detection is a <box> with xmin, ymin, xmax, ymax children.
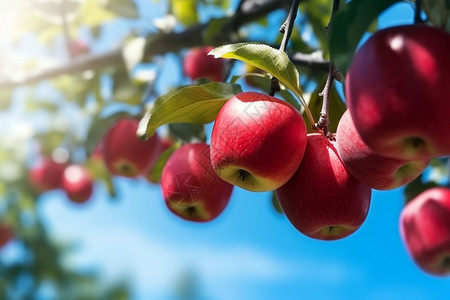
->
<box><xmin>0</xmin><ymin>0</ymin><xmax>450</xmax><ymax>297</ymax></box>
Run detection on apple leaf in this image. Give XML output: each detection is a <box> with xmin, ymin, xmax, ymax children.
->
<box><xmin>209</xmin><ymin>43</ymin><xmax>307</xmax><ymax>110</ymax></box>
<box><xmin>103</xmin><ymin>0</ymin><xmax>139</xmax><ymax>19</ymax></box>
<box><xmin>271</xmin><ymin>192</ymin><xmax>283</xmax><ymax>214</ymax></box>
<box><xmin>329</xmin><ymin>0</ymin><xmax>401</xmax><ymax>76</ymax></box>
<box><xmin>137</xmin><ymin>82</ymin><xmax>242</xmax><ymax>140</ymax></box>
<box><xmin>170</xmin><ymin>0</ymin><xmax>198</xmax><ymax>26</ymax></box>
<box><xmin>0</xmin><ymin>88</ymin><xmax>12</xmax><ymax>111</ymax></box>
<box><xmin>168</xmin><ymin>123</ymin><xmax>207</xmax><ymax>143</ymax></box>
<box><xmin>147</xmin><ymin>142</ymin><xmax>181</xmax><ymax>183</ymax></box>
<box><xmin>86</xmin><ymin>156</ymin><xmax>117</xmax><ymax>199</ymax></box>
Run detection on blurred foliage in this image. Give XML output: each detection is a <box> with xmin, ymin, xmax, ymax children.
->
<box><xmin>0</xmin><ymin>0</ymin><xmax>449</xmax><ymax>298</ymax></box>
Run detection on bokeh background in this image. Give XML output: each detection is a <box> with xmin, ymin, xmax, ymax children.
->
<box><xmin>0</xmin><ymin>0</ymin><xmax>449</xmax><ymax>299</ymax></box>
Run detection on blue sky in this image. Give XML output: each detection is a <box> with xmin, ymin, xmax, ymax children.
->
<box><xmin>1</xmin><ymin>1</ymin><xmax>450</xmax><ymax>299</ymax></box>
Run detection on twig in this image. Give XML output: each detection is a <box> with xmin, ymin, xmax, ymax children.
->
<box><xmin>314</xmin><ymin>0</ymin><xmax>340</xmax><ymax>138</ymax></box>
<box><xmin>315</xmin><ymin>65</ymin><xmax>336</xmax><ymax>138</ymax></box>
<box><xmin>270</xmin><ymin>0</ymin><xmax>300</xmax><ymax>96</ymax></box>
<box><xmin>1</xmin><ymin>0</ymin><xmax>327</xmax><ymax>89</ymax></box>
<box><xmin>414</xmin><ymin>0</ymin><xmax>424</xmax><ymax>24</ymax></box>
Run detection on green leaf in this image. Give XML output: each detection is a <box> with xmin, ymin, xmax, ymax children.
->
<box><xmin>112</xmin><ymin>68</ymin><xmax>145</xmax><ymax>105</ymax></box>
<box><xmin>210</xmin><ymin>43</ymin><xmax>306</xmax><ymax>108</ymax></box>
<box><xmin>202</xmin><ymin>17</ymin><xmax>232</xmax><ymax>45</ymax></box>
<box><xmin>103</xmin><ymin>0</ymin><xmax>139</xmax><ymax>19</ymax></box>
<box><xmin>86</xmin><ymin>156</ymin><xmax>117</xmax><ymax>198</ymax></box>
<box><xmin>0</xmin><ymin>89</ymin><xmax>12</xmax><ymax>111</ymax></box>
<box><xmin>137</xmin><ymin>82</ymin><xmax>242</xmax><ymax>140</ymax></box>
<box><xmin>300</xmin><ymin>0</ymin><xmax>332</xmax><ymax>52</ymax></box>
<box><xmin>271</xmin><ymin>192</ymin><xmax>283</xmax><ymax>214</ymax></box>
<box><xmin>170</xmin><ymin>0</ymin><xmax>198</xmax><ymax>26</ymax></box>
<box><xmin>329</xmin><ymin>0</ymin><xmax>401</xmax><ymax>75</ymax></box>
<box><xmin>147</xmin><ymin>142</ymin><xmax>181</xmax><ymax>183</ymax></box>
<box><xmin>168</xmin><ymin>123</ymin><xmax>207</xmax><ymax>143</ymax></box>
<box><xmin>76</xmin><ymin>0</ymin><xmax>118</xmax><ymax>27</ymax></box>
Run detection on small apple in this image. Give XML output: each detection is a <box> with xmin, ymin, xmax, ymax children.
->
<box><xmin>0</xmin><ymin>224</ymin><xmax>13</xmax><ymax>248</ymax></box>
<box><xmin>183</xmin><ymin>46</ymin><xmax>225</xmax><ymax>81</ymax></box>
<box><xmin>102</xmin><ymin>118</ymin><xmax>162</xmax><ymax>178</ymax></box>
<box><xmin>336</xmin><ymin>110</ymin><xmax>430</xmax><ymax>190</ymax></box>
<box><xmin>346</xmin><ymin>25</ymin><xmax>450</xmax><ymax>159</ymax></box>
<box><xmin>276</xmin><ymin>133</ymin><xmax>372</xmax><ymax>240</ymax></box>
<box><xmin>62</xmin><ymin>164</ymin><xmax>94</xmax><ymax>204</ymax></box>
<box><xmin>210</xmin><ymin>91</ymin><xmax>307</xmax><ymax>192</ymax></box>
<box><xmin>29</xmin><ymin>157</ymin><xmax>67</xmax><ymax>192</ymax></box>
<box><xmin>69</xmin><ymin>39</ymin><xmax>90</xmax><ymax>57</ymax></box>
<box><xmin>400</xmin><ymin>187</ymin><xmax>450</xmax><ymax>276</ymax></box>
<box><xmin>161</xmin><ymin>143</ymin><xmax>233</xmax><ymax>222</ymax></box>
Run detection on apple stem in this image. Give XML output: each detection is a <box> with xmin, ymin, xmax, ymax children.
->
<box><xmin>414</xmin><ymin>0</ymin><xmax>424</xmax><ymax>24</ymax></box>
<box><xmin>314</xmin><ymin>0</ymin><xmax>340</xmax><ymax>139</ymax></box>
<box><xmin>269</xmin><ymin>0</ymin><xmax>301</xmax><ymax>97</ymax></box>
<box><xmin>315</xmin><ymin>64</ymin><xmax>336</xmax><ymax>139</ymax></box>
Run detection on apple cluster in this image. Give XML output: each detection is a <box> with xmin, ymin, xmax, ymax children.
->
<box><xmin>344</xmin><ymin>25</ymin><xmax>450</xmax><ymax>276</ymax></box>
<box><xmin>29</xmin><ymin>156</ymin><xmax>94</xmax><ymax>204</ymax></box>
<box><xmin>170</xmin><ymin>28</ymin><xmax>450</xmax><ymax>276</ymax></box>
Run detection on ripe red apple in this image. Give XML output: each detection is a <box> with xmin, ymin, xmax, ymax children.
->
<box><xmin>29</xmin><ymin>157</ymin><xmax>67</xmax><ymax>192</ymax></box>
<box><xmin>210</xmin><ymin>91</ymin><xmax>307</xmax><ymax>192</ymax></box>
<box><xmin>102</xmin><ymin>118</ymin><xmax>162</xmax><ymax>178</ymax></box>
<box><xmin>276</xmin><ymin>133</ymin><xmax>372</xmax><ymax>240</ymax></box>
<box><xmin>62</xmin><ymin>164</ymin><xmax>94</xmax><ymax>204</ymax></box>
<box><xmin>346</xmin><ymin>25</ymin><xmax>450</xmax><ymax>160</ymax></box>
<box><xmin>0</xmin><ymin>224</ymin><xmax>13</xmax><ymax>248</ymax></box>
<box><xmin>400</xmin><ymin>187</ymin><xmax>450</xmax><ymax>276</ymax></box>
<box><xmin>183</xmin><ymin>46</ymin><xmax>225</xmax><ymax>81</ymax></box>
<box><xmin>336</xmin><ymin>110</ymin><xmax>430</xmax><ymax>190</ymax></box>
<box><xmin>161</xmin><ymin>143</ymin><xmax>233</xmax><ymax>222</ymax></box>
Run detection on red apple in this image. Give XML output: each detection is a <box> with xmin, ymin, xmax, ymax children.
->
<box><xmin>346</xmin><ymin>25</ymin><xmax>450</xmax><ymax>160</ymax></box>
<box><xmin>0</xmin><ymin>224</ymin><xmax>13</xmax><ymax>248</ymax></box>
<box><xmin>336</xmin><ymin>110</ymin><xmax>430</xmax><ymax>190</ymax></box>
<box><xmin>400</xmin><ymin>187</ymin><xmax>450</xmax><ymax>276</ymax></box>
<box><xmin>210</xmin><ymin>91</ymin><xmax>307</xmax><ymax>192</ymax></box>
<box><xmin>102</xmin><ymin>118</ymin><xmax>162</xmax><ymax>178</ymax></box>
<box><xmin>161</xmin><ymin>143</ymin><xmax>233</xmax><ymax>222</ymax></box>
<box><xmin>69</xmin><ymin>39</ymin><xmax>90</xmax><ymax>57</ymax></box>
<box><xmin>183</xmin><ymin>46</ymin><xmax>225</xmax><ymax>81</ymax></box>
<box><xmin>276</xmin><ymin>133</ymin><xmax>372</xmax><ymax>240</ymax></box>
<box><xmin>29</xmin><ymin>157</ymin><xmax>67</xmax><ymax>192</ymax></box>
<box><xmin>62</xmin><ymin>164</ymin><xmax>94</xmax><ymax>204</ymax></box>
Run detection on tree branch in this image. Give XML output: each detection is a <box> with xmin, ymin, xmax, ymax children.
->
<box><xmin>0</xmin><ymin>0</ymin><xmax>320</xmax><ymax>89</ymax></box>
<box><xmin>0</xmin><ymin>50</ymin><xmax>123</xmax><ymax>88</ymax></box>
<box><xmin>270</xmin><ymin>0</ymin><xmax>301</xmax><ymax>96</ymax></box>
